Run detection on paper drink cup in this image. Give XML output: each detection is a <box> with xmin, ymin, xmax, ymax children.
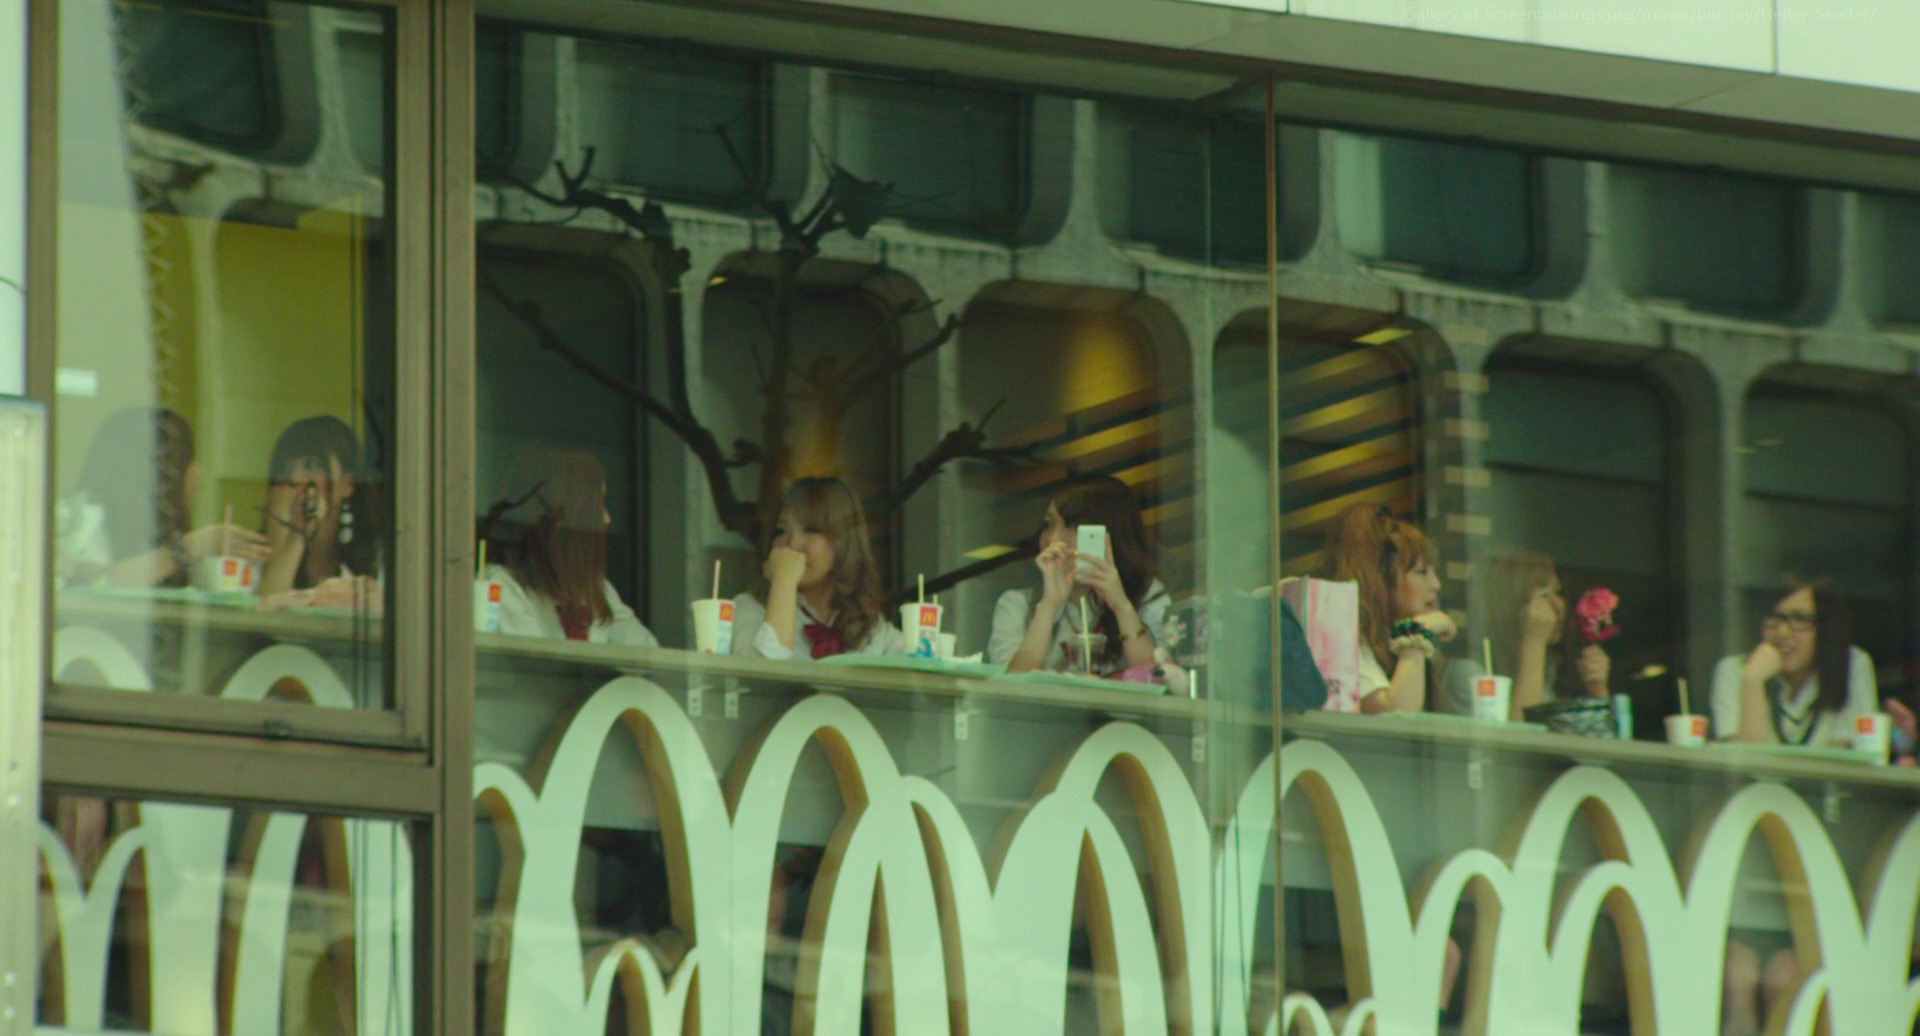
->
<box><xmin>1664</xmin><ymin>714</ymin><xmax>1707</xmax><ymax>747</ymax></box>
<box><xmin>691</xmin><ymin>598</ymin><xmax>735</xmax><ymax>654</ymax></box>
<box><xmin>936</xmin><ymin>632</ymin><xmax>957</xmax><ymax>660</ymax></box>
<box><xmin>1472</xmin><ymin>675</ymin><xmax>1512</xmax><ymax>723</ymax></box>
<box><xmin>473</xmin><ymin>578</ymin><xmax>503</xmax><ymax>633</ymax></box>
<box><xmin>1853</xmin><ymin>712</ymin><xmax>1891</xmax><ymax>764</ymax></box>
<box><xmin>899</xmin><ymin>602</ymin><xmax>942</xmax><ymax>657</ymax></box>
<box><xmin>193</xmin><ymin>555</ymin><xmax>255</xmax><ymax>594</ymax></box>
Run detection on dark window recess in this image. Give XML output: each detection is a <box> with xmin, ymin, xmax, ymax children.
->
<box><xmin>830</xmin><ymin>73</ymin><xmax>1029</xmax><ymax>241</ymax></box>
<box><xmin>575</xmin><ymin>38</ymin><xmax>768</xmax><ymax>207</ymax></box>
<box><xmin>1485</xmin><ymin>363</ymin><xmax>1674</xmax><ymax>739</ymax></box>
<box><xmin>114</xmin><ymin>0</ymin><xmax>281</xmax><ymax>155</ymax></box>
<box><xmin>1610</xmin><ymin>164</ymin><xmax>1803</xmax><ymax>315</ymax></box>
<box><xmin>1104</xmin><ymin>107</ymin><xmax>1269</xmax><ymax>265</ymax></box>
<box><xmin>1868</xmin><ymin>193</ymin><xmax>1920</xmax><ymax>325</ymax></box>
<box><xmin>1743</xmin><ymin>387</ymin><xmax>1911</xmax><ymax>701</ymax></box>
<box><xmin>1350</xmin><ymin>135</ymin><xmax>1535</xmax><ymax>283</ymax></box>
<box><xmin>475</xmin><ymin>23</ymin><xmax>518</xmax><ymax>177</ymax></box>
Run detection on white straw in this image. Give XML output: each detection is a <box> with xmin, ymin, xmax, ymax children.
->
<box><xmin>1483</xmin><ymin>637</ymin><xmax>1494</xmax><ymax>676</ymax></box>
<box><xmin>1079</xmin><ymin>597</ymin><xmax>1093</xmax><ymax>676</ymax></box>
<box><xmin>1678</xmin><ymin>677</ymin><xmax>1691</xmax><ymax>716</ymax></box>
<box><xmin>712</xmin><ymin>559</ymin><xmax>721</xmax><ymax>601</ymax></box>
<box><xmin>477</xmin><ymin>539</ymin><xmax>487</xmax><ymax>580</ymax></box>
<box><xmin>918</xmin><ymin>573</ymin><xmax>926</xmax><ymax>604</ymax></box>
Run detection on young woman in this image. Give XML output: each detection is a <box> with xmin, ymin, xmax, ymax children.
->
<box><xmin>1440</xmin><ymin>551</ymin><xmax>1611</xmax><ymax>719</ymax></box>
<box><xmin>480</xmin><ymin>443</ymin><xmax>658</xmax><ymax>647</ymax></box>
<box><xmin>988</xmin><ymin>475</ymin><xmax>1169</xmax><ymax>675</ymax></box>
<box><xmin>1315</xmin><ymin>503</ymin><xmax>1456</xmax><ymax>713</ymax></box>
<box><xmin>1710</xmin><ymin>578</ymin><xmax>1876</xmax><ymax>746</ymax></box>
<box><xmin>259</xmin><ymin>415</ymin><xmax>384</xmax><ymax>597</ymax></box>
<box><xmin>56</xmin><ymin>406</ymin><xmax>266</xmax><ymax>587</ymax></box>
<box><xmin>732</xmin><ymin>476</ymin><xmax>903</xmax><ymax>659</ymax></box>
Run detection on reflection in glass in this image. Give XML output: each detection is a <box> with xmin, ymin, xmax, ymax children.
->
<box><xmin>38</xmin><ymin>791</ymin><xmax>415</xmax><ymax>1033</ymax></box>
<box><xmin>50</xmin><ymin>0</ymin><xmax>393</xmax><ymax>707</ymax></box>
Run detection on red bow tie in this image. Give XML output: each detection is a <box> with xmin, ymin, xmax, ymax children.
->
<box><xmin>805</xmin><ymin>623</ymin><xmax>845</xmax><ymax>659</ymax></box>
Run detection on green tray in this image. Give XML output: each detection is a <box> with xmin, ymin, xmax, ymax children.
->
<box><xmin>816</xmin><ymin>654</ymin><xmax>1005</xmax><ymax>678</ymax></box>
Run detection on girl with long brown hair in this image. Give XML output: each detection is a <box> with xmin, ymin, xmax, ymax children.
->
<box><xmin>988</xmin><ymin>475</ymin><xmax>1168</xmax><ymax>675</ymax></box>
<box><xmin>481</xmin><ymin>443</ymin><xmax>657</xmax><ymax>646</ymax></box>
<box><xmin>1315</xmin><ymin>503</ymin><xmax>1456</xmax><ymax>713</ymax></box>
<box><xmin>1439</xmin><ymin>550</ymin><xmax>1611</xmax><ymax>718</ymax></box>
<box><xmin>56</xmin><ymin>406</ymin><xmax>266</xmax><ymax>587</ymax></box>
<box><xmin>732</xmin><ymin>476</ymin><xmax>903</xmax><ymax>659</ymax></box>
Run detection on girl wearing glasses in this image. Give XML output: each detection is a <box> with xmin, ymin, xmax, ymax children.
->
<box><xmin>1709</xmin><ymin>578</ymin><xmax>1876</xmax><ymax>746</ymax></box>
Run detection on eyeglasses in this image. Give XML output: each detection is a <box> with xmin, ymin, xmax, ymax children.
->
<box><xmin>1761</xmin><ymin>611</ymin><xmax>1817</xmax><ymax>632</ymax></box>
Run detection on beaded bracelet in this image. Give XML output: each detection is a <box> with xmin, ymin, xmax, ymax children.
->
<box><xmin>1390</xmin><ymin>618</ymin><xmax>1435</xmax><ymax>643</ymax></box>
<box><xmin>1389</xmin><ymin>633</ymin><xmax>1436</xmax><ymax>658</ymax></box>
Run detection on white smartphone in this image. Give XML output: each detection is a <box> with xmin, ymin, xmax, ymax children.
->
<box><xmin>1075</xmin><ymin>524</ymin><xmax>1107</xmax><ymax>573</ymax></box>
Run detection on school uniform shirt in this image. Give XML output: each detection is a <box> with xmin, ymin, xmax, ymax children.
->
<box><xmin>986</xmin><ymin>581</ymin><xmax>1171</xmax><ymax>676</ymax></box>
<box><xmin>729</xmin><ymin>592</ymin><xmax>905</xmax><ymax>660</ymax></box>
<box><xmin>484</xmin><ymin>563</ymin><xmax>659</xmax><ymax>648</ymax></box>
<box><xmin>1709</xmin><ymin>645</ymin><xmax>1877</xmax><ymax>746</ymax></box>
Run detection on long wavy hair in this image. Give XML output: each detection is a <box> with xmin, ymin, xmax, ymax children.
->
<box><xmin>1315</xmin><ymin>503</ymin><xmax>1435</xmax><ymax>669</ymax></box>
<box><xmin>486</xmin><ymin>444</ymin><xmax>613</xmax><ymax>624</ymax></box>
<box><xmin>771</xmin><ymin>477</ymin><xmax>885</xmax><ymax>651</ymax></box>
<box><xmin>74</xmin><ymin>407</ymin><xmax>195</xmax><ymax>585</ymax></box>
<box><xmin>267</xmin><ymin>415</ymin><xmax>383</xmax><ymax>584</ymax></box>
<box><xmin>1047</xmin><ymin>475</ymin><xmax>1157</xmax><ymax>668</ymax></box>
<box><xmin>1482</xmin><ymin>549</ymin><xmax>1562</xmax><ymax>686</ymax></box>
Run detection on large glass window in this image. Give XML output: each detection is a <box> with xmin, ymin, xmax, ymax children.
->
<box><xmin>37</xmin><ymin>791</ymin><xmax>416</xmax><ymax>1034</ymax></box>
<box><xmin>467</xmin><ymin>16</ymin><xmax>1273</xmax><ymax>1036</ymax></box>
<box><xmin>48</xmin><ymin>0</ymin><xmax>396</xmax><ymax>712</ymax></box>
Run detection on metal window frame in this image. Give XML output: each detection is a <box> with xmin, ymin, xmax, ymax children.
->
<box><xmin>31</xmin><ymin>0</ymin><xmax>436</xmax><ymax>752</ymax></box>
<box><xmin>26</xmin><ymin>0</ymin><xmax>476</xmax><ymax>1028</ymax></box>
<box><xmin>1</xmin><ymin>401</ymin><xmax>47</xmax><ymax>1036</ymax></box>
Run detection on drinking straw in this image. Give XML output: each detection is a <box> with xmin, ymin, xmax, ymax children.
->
<box><xmin>222</xmin><ymin>504</ymin><xmax>232</xmax><ymax>556</ymax></box>
<box><xmin>712</xmin><ymin>559</ymin><xmax>722</xmax><ymax>601</ymax></box>
<box><xmin>1483</xmin><ymin>637</ymin><xmax>1494</xmax><ymax>676</ymax></box>
<box><xmin>1079</xmin><ymin>597</ymin><xmax>1093</xmax><ymax>676</ymax></box>
<box><xmin>477</xmin><ymin>540</ymin><xmax>487</xmax><ymax>580</ymax></box>
<box><xmin>918</xmin><ymin>574</ymin><xmax>926</xmax><ymax>604</ymax></box>
<box><xmin>1678</xmin><ymin>677</ymin><xmax>1691</xmax><ymax>716</ymax></box>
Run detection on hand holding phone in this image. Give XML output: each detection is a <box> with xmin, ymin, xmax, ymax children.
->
<box><xmin>1075</xmin><ymin>524</ymin><xmax>1107</xmax><ymax>574</ymax></box>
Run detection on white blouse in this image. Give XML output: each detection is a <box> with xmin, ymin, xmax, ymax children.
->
<box><xmin>729</xmin><ymin>591</ymin><xmax>905</xmax><ymax>660</ymax></box>
<box><xmin>483</xmin><ymin>563</ymin><xmax>659</xmax><ymax>648</ymax></box>
<box><xmin>1709</xmin><ymin>645</ymin><xmax>1877</xmax><ymax>746</ymax></box>
<box><xmin>986</xmin><ymin>580</ymin><xmax>1171</xmax><ymax>675</ymax></box>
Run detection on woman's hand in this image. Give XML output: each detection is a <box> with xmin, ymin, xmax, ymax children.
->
<box><xmin>1886</xmin><ymin>697</ymin><xmax>1917</xmax><ymax>745</ymax></box>
<box><xmin>764</xmin><ymin>545</ymin><xmax>807</xmax><ymax>588</ymax></box>
<box><xmin>1578</xmin><ymin>644</ymin><xmax>1611</xmax><ymax>696</ymax></box>
<box><xmin>182</xmin><ymin>522</ymin><xmax>269</xmax><ymax>561</ymax></box>
<box><xmin>1074</xmin><ymin>540</ymin><xmax>1127</xmax><ymax>610</ymax></box>
<box><xmin>1410</xmin><ymin>610</ymin><xmax>1457</xmax><ymax>643</ymax></box>
<box><xmin>1522</xmin><ymin>588</ymin><xmax>1560</xmax><ymax>645</ymax></box>
<box><xmin>1745</xmin><ymin>641</ymin><xmax>1784</xmax><ymax>686</ymax></box>
<box><xmin>1035</xmin><ymin>542</ymin><xmax>1075</xmax><ymax>606</ymax></box>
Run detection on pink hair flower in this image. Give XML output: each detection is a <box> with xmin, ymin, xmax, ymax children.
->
<box><xmin>1575</xmin><ymin>587</ymin><xmax>1620</xmax><ymax>644</ymax></box>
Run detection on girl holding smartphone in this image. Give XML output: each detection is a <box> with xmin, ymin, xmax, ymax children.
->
<box><xmin>989</xmin><ymin>475</ymin><xmax>1167</xmax><ymax>675</ymax></box>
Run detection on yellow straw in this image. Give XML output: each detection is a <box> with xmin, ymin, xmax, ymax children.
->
<box><xmin>222</xmin><ymin>503</ymin><xmax>232</xmax><ymax>556</ymax></box>
<box><xmin>477</xmin><ymin>539</ymin><xmax>487</xmax><ymax>580</ymax></box>
<box><xmin>918</xmin><ymin>574</ymin><xmax>925</xmax><ymax>604</ymax></box>
<box><xmin>712</xmin><ymin>559</ymin><xmax>721</xmax><ymax>601</ymax></box>
<box><xmin>1678</xmin><ymin>677</ymin><xmax>1691</xmax><ymax>716</ymax></box>
<box><xmin>1483</xmin><ymin>637</ymin><xmax>1494</xmax><ymax>676</ymax></box>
